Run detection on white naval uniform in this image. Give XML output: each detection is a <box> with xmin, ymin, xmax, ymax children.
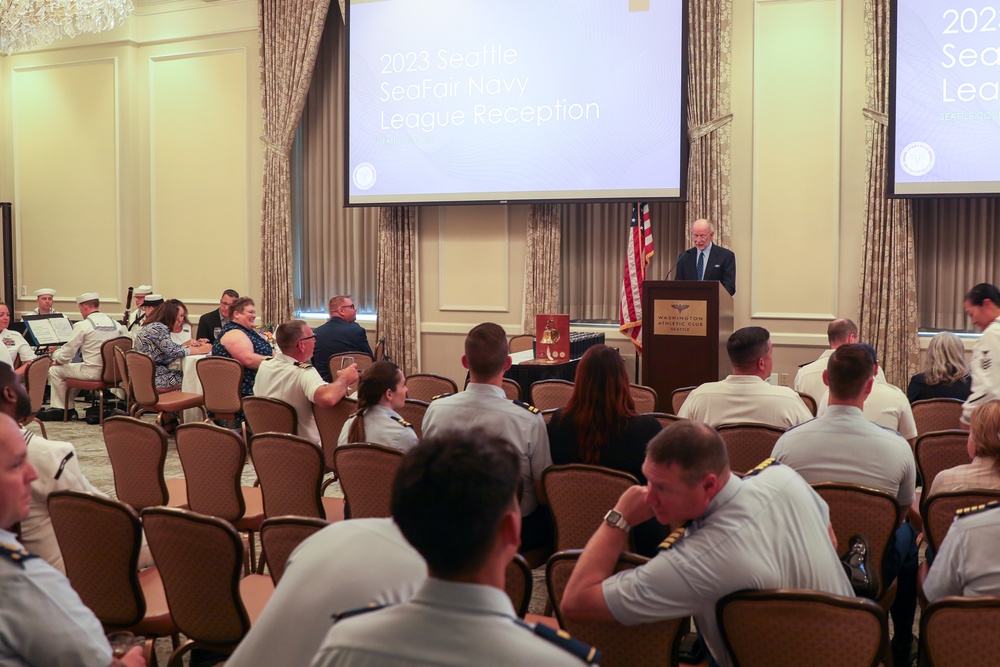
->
<box><xmin>421</xmin><ymin>383</ymin><xmax>552</xmax><ymax>516</ymax></box>
<box><xmin>678</xmin><ymin>375</ymin><xmax>813</xmax><ymax>429</ymax></box>
<box><xmin>47</xmin><ymin>312</ymin><xmax>125</xmax><ymax>409</ymax></box>
<box><xmin>963</xmin><ymin>316</ymin><xmax>1000</xmax><ymax>424</ymax></box>
<box><xmin>338</xmin><ymin>403</ymin><xmax>418</xmax><ymax>452</ymax></box>
<box><xmin>252</xmin><ymin>352</ymin><xmax>330</xmax><ymax>444</ymax></box>
<box><xmin>816</xmin><ymin>379</ymin><xmax>918</xmax><ymax>440</ymax></box>
<box><xmin>770</xmin><ymin>404</ymin><xmax>916</xmax><ymax>507</ymax></box>
<box><xmin>794</xmin><ymin>349</ymin><xmax>888</xmax><ymax>404</ymax></box>
<box><xmin>20</xmin><ymin>429</ymin><xmax>99</xmax><ymax>574</ymax></box>
<box><xmin>310</xmin><ymin>578</ymin><xmax>594</xmax><ymax>667</ymax></box>
<box><xmin>227</xmin><ymin>518</ymin><xmax>426</xmax><ymax>667</ymax></box>
<box><xmin>23</xmin><ymin>308</ymin><xmax>60</xmax><ymax>317</ymax></box>
<box><xmin>923</xmin><ymin>503</ymin><xmax>1000</xmax><ymax>601</ymax></box>
<box><xmin>602</xmin><ymin>464</ymin><xmax>854</xmax><ymax>667</ymax></box>
<box><xmin>0</xmin><ymin>528</ymin><xmax>113</xmax><ymax>666</ymax></box>
<box><xmin>0</xmin><ymin>329</ymin><xmax>35</xmax><ymax>369</ymax></box>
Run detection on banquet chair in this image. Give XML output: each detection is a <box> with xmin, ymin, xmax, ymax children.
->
<box><xmin>113</xmin><ymin>347</ymin><xmax>136</xmax><ymax>417</ymax></box>
<box><xmin>629</xmin><ymin>384</ymin><xmax>658</xmax><ymax>414</ymax></box>
<box><xmin>501</xmin><ymin>378</ymin><xmax>522</xmax><ymax>400</ymax></box>
<box><xmin>48</xmin><ymin>490</ymin><xmax>177</xmax><ymax>667</ymax></box>
<box><xmin>404</xmin><ymin>373</ymin><xmax>458</xmax><ymax>402</ymax></box>
<box><xmin>21</xmin><ymin>354</ymin><xmax>51</xmax><ymax>437</ymax></box>
<box><xmin>642</xmin><ymin>412</ymin><xmax>681</xmax><ymax>429</ymax></box>
<box><xmin>911</xmin><ymin>398</ymin><xmax>964</xmax><ymax>437</ymax></box>
<box><xmin>541</xmin><ymin>408</ymin><xmax>559</xmax><ymax>424</ymax></box>
<box><xmin>103</xmin><ymin>416</ymin><xmax>187</xmax><ymax>510</ymax></box>
<box><xmin>174</xmin><ymin>422</ymin><xmax>264</xmax><ymax>572</ymax></box>
<box><xmin>671</xmin><ymin>386</ymin><xmax>697</xmax><ymax>414</ymax></box>
<box><xmin>242</xmin><ymin>396</ymin><xmax>297</xmax><ymax>438</ymax></box>
<box><xmin>249</xmin><ymin>433</ymin><xmax>344</xmax><ymax>522</ymax></box>
<box><xmin>715</xmin><ymin>423</ymin><xmax>786</xmax><ymax>475</ymax></box>
<box><xmin>335</xmin><ymin>443</ymin><xmax>403</xmax><ymax>519</ymax></box>
<box><xmin>542</xmin><ymin>464</ymin><xmax>639</xmax><ymax>552</ymax></box>
<box><xmin>197</xmin><ymin>356</ymin><xmax>244</xmax><ymax>427</ymax></box>
<box><xmin>313</xmin><ymin>397</ymin><xmax>358</xmax><ymax>490</ymax></box>
<box><xmin>373</xmin><ymin>338</ymin><xmax>386</xmax><ymax>361</ymax></box>
<box><xmin>326</xmin><ymin>351</ymin><xmax>374</xmax><ymax>381</ymax></box>
<box><xmin>717</xmin><ymin>589</ymin><xmax>887</xmax><ymax>667</ymax></box>
<box><xmin>548</xmin><ymin>550</ymin><xmax>687</xmax><ymax>667</ymax></box>
<box><xmin>530</xmin><ymin>379</ymin><xmax>574</xmax><ymax>411</ymax></box>
<box><xmin>503</xmin><ymin>553</ymin><xmax>557</xmax><ymax>628</ymax></box>
<box><xmin>920</xmin><ymin>489</ymin><xmax>1000</xmax><ymax>554</ymax></box>
<box><xmin>141</xmin><ymin>507</ymin><xmax>274</xmax><ymax>667</ymax></box>
<box><xmin>259</xmin><ymin>516</ymin><xmax>329</xmax><ymax>585</ymax></box>
<box><xmin>812</xmin><ymin>482</ymin><xmax>899</xmax><ymax>603</ymax></box>
<box><xmin>395</xmin><ymin>398</ymin><xmax>429</xmax><ymax>438</ymax></box>
<box><xmin>127</xmin><ymin>351</ymin><xmax>206</xmax><ymax>427</ymax></box>
<box><xmin>916</xmin><ymin>430</ymin><xmax>972</xmax><ymax>498</ymax></box>
<box><xmin>64</xmin><ymin>336</ymin><xmax>132</xmax><ymax>423</ymax></box>
<box><xmin>920</xmin><ymin>596</ymin><xmax>1000</xmax><ymax>667</ymax></box>
<box><xmin>508</xmin><ymin>334</ymin><xmax>534</xmax><ymax>354</ymax></box>
<box><xmin>797</xmin><ymin>391</ymin><xmax>818</xmax><ymax>417</ymax></box>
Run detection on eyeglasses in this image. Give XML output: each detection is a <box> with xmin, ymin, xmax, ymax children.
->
<box><xmin>300</xmin><ymin>335</ymin><xmax>316</xmax><ymax>343</ymax></box>
<box><xmin>340</xmin><ymin>304</ymin><xmax>357</xmax><ymax>311</ymax></box>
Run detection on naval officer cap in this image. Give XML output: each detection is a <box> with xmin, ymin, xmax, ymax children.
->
<box><xmin>144</xmin><ymin>294</ymin><xmax>165</xmax><ymax>307</ymax></box>
<box><xmin>33</xmin><ymin>288</ymin><xmax>56</xmax><ymax>297</ymax></box>
<box><xmin>134</xmin><ymin>285</ymin><xmax>153</xmax><ymax>296</ymax></box>
<box><xmin>76</xmin><ymin>292</ymin><xmax>100</xmax><ymax>304</ymax></box>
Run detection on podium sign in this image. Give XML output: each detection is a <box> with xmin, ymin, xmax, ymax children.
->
<box><xmin>641</xmin><ymin>281</ymin><xmax>734</xmax><ymax>412</ymax></box>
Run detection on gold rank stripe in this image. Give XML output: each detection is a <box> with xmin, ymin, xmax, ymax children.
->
<box><xmin>956</xmin><ymin>500</ymin><xmax>1000</xmax><ymax>517</ymax></box>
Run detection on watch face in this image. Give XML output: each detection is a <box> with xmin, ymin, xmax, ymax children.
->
<box><xmin>606</xmin><ymin>510</ymin><xmax>622</xmax><ymax>522</ymax></box>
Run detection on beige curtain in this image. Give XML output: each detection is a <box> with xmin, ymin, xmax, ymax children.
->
<box><xmin>377</xmin><ymin>207</ymin><xmax>419</xmax><ymax>373</ymax></box>
<box><xmin>859</xmin><ymin>0</ymin><xmax>919</xmax><ymax>387</ymax></box>
<box><xmin>259</xmin><ymin>0</ymin><xmax>332</xmax><ymax>325</ymax></box>
<box><xmin>914</xmin><ymin>199</ymin><xmax>1000</xmax><ymax>331</ymax></box>
<box><xmin>560</xmin><ymin>203</ymin><xmax>687</xmax><ymax>322</ymax></box>
<box><xmin>293</xmin><ymin>8</ymin><xmax>379</xmax><ymax>315</ymax></box>
<box><xmin>685</xmin><ymin>0</ymin><xmax>733</xmax><ymax>244</ymax></box>
<box><xmin>522</xmin><ymin>205</ymin><xmax>561</xmax><ymax>335</ymax></box>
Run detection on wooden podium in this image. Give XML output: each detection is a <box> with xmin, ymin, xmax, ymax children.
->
<box><xmin>640</xmin><ymin>281</ymin><xmax>734</xmax><ymax>412</ymax></box>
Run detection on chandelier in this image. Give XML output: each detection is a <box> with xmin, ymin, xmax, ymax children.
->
<box><xmin>0</xmin><ymin>0</ymin><xmax>134</xmax><ymax>56</ymax></box>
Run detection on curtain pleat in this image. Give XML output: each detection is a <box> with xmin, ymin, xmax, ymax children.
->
<box><xmin>523</xmin><ymin>205</ymin><xmax>561</xmax><ymax>335</ymax></box>
<box><xmin>859</xmin><ymin>0</ymin><xmax>919</xmax><ymax>388</ymax></box>
<box><xmin>377</xmin><ymin>207</ymin><xmax>419</xmax><ymax>372</ymax></box>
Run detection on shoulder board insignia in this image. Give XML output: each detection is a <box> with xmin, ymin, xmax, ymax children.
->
<box><xmin>516</xmin><ymin>619</ymin><xmax>601</xmax><ymax>664</ymax></box>
<box><xmin>332</xmin><ymin>602</ymin><xmax>386</xmax><ymax>623</ymax></box>
<box><xmin>956</xmin><ymin>500</ymin><xmax>1000</xmax><ymax>518</ymax></box>
<box><xmin>745</xmin><ymin>458</ymin><xmax>780</xmax><ymax>477</ymax></box>
<box><xmin>391</xmin><ymin>415</ymin><xmax>413</xmax><ymax>428</ymax></box>
<box><xmin>294</xmin><ymin>361</ymin><xmax>313</xmax><ymax>369</ymax></box>
<box><xmin>432</xmin><ymin>393</ymin><xmax>454</xmax><ymax>401</ymax></box>
<box><xmin>658</xmin><ymin>521</ymin><xmax>691</xmax><ymax>551</ymax></box>
<box><xmin>261</xmin><ymin>355</ymin><xmax>273</xmax><ymax>361</ymax></box>
<box><xmin>0</xmin><ymin>542</ymin><xmax>38</xmax><ymax>568</ymax></box>
<box><xmin>513</xmin><ymin>400</ymin><xmax>540</xmax><ymax>414</ymax></box>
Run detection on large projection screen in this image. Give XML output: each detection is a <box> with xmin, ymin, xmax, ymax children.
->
<box><xmin>346</xmin><ymin>0</ymin><xmax>687</xmax><ymax>206</ymax></box>
<box><xmin>891</xmin><ymin>0</ymin><xmax>1000</xmax><ymax>196</ymax></box>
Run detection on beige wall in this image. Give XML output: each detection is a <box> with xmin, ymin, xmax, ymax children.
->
<box><xmin>0</xmin><ymin>0</ymin><xmax>262</xmax><ymax>321</ymax></box>
<box><xmin>1</xmin><ymin>0</ymin><xmax>888</xmax><ymax>386</ymax></box>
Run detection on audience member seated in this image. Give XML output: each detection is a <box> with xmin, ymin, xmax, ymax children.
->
<box><xmin>794</xmin><ymin>318</ymin><xmax>887</xmax><ymax>401</ymax></box>
<box><xmin>168</xmin><ymin>298</ymin><xmax>207</xmax><ymax>347</ymax></box>
<box><xmin>0</xmin><ymin>302</ymin><xmax>35</xmax><ymax>376</ymax></box>
<box><xmin>339</xmin><ymin>360</ymin><xmax>417</xmax><ymax>451</ymax></box>
<box><xmin>817</xmin><ymin>344</ymin><xmax>917</xmax><ymax>445</ymax></box>
<box><xmin>196</xmin><ymin>289</ymin><xmax>240</xmax><ymax>343</ymax></box>
<box><xmin>546</xmin><ymin>344</ymin><xmax>665</xmax><ymax>556</ymax></box>
<box><xmin>253</xmin><ymin>320</ymin><xmax>358</xmax><ymax>443</ymax></box>
<box><xmin>135</xmin><ymin>300</ymin><xmax>211</xmax><ymax>390</ymax></box>
<box><xmin>923</xmin><ymin>497</ymin><xmax>1000</xmax><ymax>602</ymax></box>
<box><xmin>312</xmin><ymin>295</ymin><xmax>373</xmax><ymax>382</ymax></box>
<box><xmin>0</xmin><ymin>412</ymin><xmax>146</xmax><ymax>666</ymax></box>
<box><xmin>928</xmin><ymin>399</ymin><xmax>1000</xmax><ymax>497</ymax></box>
<box><xmin>907</xmin><ymin>332</ymin><xmax>972</xmax><ymax>403</ymax></box>
<box><xmin>422</xmin><ymin>323</ymin><xmax>553</xmax><ymax>552</ymax></box>
<box><xmin>560</xmin><ymin>420</ymin><xmax>852</xmax><ymax>667</ymax></box>
<box><xmin>212</xmin><ymin>297</ymin><xmax>272</xmax><ymax>401</ymax></box>
<box><xmin>678</xmin><ymin>326</ymin><xmax>812</xmax><ymax>428</ymax></box>
<box><xmin>311</xmin><ymin>429</ymin><xmax>598</xmax><ymax>667</ymax></box>
<box><xmin>771</xmin><ymin>343</ymin><xmax>919</xmax><ymax>666</ymax></box>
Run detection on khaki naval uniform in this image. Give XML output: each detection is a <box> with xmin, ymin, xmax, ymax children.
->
<box><xmin>47</xmin><ymin>312</ymin><xmax>125</xmax><ymax>410</ymax></box>
<box><xmin>253</xmin><ymin>352</ymin><xmax>329</xmax><ymax>444</ymax></box>
<box><xmin>338</xmin><ymin>403</ymin><xmax>418</xmax><ymax>452</ymax></box>
<box><xmin>924</xmin><ymin>502</ymin><xmax>1000</xmax><ymax>601</ymax></box>
<box><xmin>678</xmin><ymin>375</ymin><xmax>813</xmax><ymax>429</ymax></box>
<box><xmin>816</xmin><ymin>379</ymin><xmax>917</xmax><ymax>440</ymax></box>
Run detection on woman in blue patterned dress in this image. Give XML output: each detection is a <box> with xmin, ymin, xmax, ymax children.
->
<box><xmin>135</xmin><ymin>300</ymin><xmax>212</xmax><ymax>389</ymax></box>
<box><xmin>211</xmin><ymin>296</ymin><xmax>273</xmax><ymax>398</ymax></box>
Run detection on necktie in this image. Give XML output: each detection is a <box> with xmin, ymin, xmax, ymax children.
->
<box><xmin>696</xmin><ymin>251</ymin><xmax>705</xmax><ymax>281</ymax></box>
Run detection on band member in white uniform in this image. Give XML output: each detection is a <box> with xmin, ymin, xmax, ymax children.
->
<box><xmin>24</xmin><ymin>288</ymin><xmax>59</xmax><ymax>317</ymax></box>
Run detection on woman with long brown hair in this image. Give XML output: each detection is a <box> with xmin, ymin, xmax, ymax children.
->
<box><xmin>339</xmin><ymin>360</ymin><xmax>418</xmax><ymax>452</ymax></box>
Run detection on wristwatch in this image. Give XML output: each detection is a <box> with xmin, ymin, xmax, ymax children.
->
<box><xmin>603</xmin><ymin>509</ymin><xmax>630</xmax><ymax>533</ymax></box>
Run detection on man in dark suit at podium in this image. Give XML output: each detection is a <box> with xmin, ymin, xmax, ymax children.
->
<box><xmin>674</xmin><ymin>219</ymin><xmax>736</xmax><ymax>296</ymax></box>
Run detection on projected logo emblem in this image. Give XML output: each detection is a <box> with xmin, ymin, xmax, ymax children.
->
<box><xmin>900</xmin><ymin>142</ymin><xmax>935</xmax><ymax>176</ymax></box>
<box><xmin>353</xmin><ymin>163</ymin><xmax>377</xmax><ymax>190</ymax></box>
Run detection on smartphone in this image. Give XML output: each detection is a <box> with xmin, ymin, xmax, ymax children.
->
<box><xmin>341</xmin><ymin>356</ymin><xmax>355</xmax><ymax>370</ymax></box>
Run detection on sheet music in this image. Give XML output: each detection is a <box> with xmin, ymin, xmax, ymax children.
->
<box><xmin>50</xmin><ymin>317</ymin><xmax>74</xmax><ymax>342</ymax></box>
<box><xmin>24</xmin><ymin>316</ymin><xmax>74</xmax><ymax>345</ymax></box>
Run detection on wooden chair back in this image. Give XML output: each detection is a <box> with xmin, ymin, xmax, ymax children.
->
<box><xmin>249</xmin><ymin>433</ymin><xmax>327</xmax><ymax>519</ymax></box>
<box><xmin>503</xmin><ymin>554</ymin><xmax>533</xmax><ymax>619</ymax></box>
<box><xmin>313</xmin><ymin>397</ymin><xmax>358</xmax><ymax>478</ymax></box>
<box><xmin>404</xmin><ymin>373</ymin><xmax>458</xmax><ymax>403</ymax></box>
<box><xmin>197</xmin><ymin>356</ymin><xmax>244</xmax><ymax>418</ymax></box>
<box><xmin>542</xmin><ymin>464</ymin><xmax>639</xmax><ymax>551</ymax></box>
<box><xmin>671</xmin><ymin>386</ymin><xmax>697</xmax><ymax>414</ymax></box>
<box><xmin>326</xmin><ymin>351</ymin><xmax>374</xmax><ymax>382</ymax></box>
<box><xmin>21</xmin><ymin>355</ymin><xmax>52</xmax><ymax>436</ymax></box>
<box><xmin>921</xmin><ymin>490</ymin><xmax>1000</xmax><ymax>553</ymax></box>
<box><xmin>125</xmin><ymin>350</ymin><xmax>161</xmax><ymax>407</ymax></box>
<box><xmin>911</xmin><ymin>398</ymin><xmax>965</xmax><ymax>436</ymax></box>
<box><xmin>175</xmin><ymin>422</ymin><xmax>247</xmax><ymax>523</ymax></box>
<box><xmin>508</xmin><ymin>334</ymin><xmax>534</xmax><ymax>353</ymax></box>
<box><xmin>716</xmin><ymin>423</ymin><xmax>786</xmax><ymax>475</ymax></box>
<box><xmin>916</xmin><ymin>430</ymin><xmax>972</xmax><ymax>497</ymax></box>
<box><xmin>373</xmin><ymin>338</ymin><xmax>386</xmax><ymax>361</ymax></box>
<box><xmin>629</xmin><ymin>384</ymin><xmax>658</xmax><ymax>414</ymax></box>
<box><xmin>101</xmin><ymin>336</ymin><xmax>133</xmax><ymax>384</ymax></box>
<box><xmin>112</xmin><ymin>347</ymin><xmax>134</xmax><ymax>415</ymax></box>
<box><xmin>642</xmin><ymin>412</ymin><xmax>681</xmax><ymax>429</ymax></box>
<box><xmin>259</xmin><ymin>516</ymin><xmax>328</xmax><ymax>586</ymax></box>
<box><xmin>920</xmin><ymin>596</ymin><xmax>1000</xmax><ymax>667</ymax></box>
<box><xmin>797</xmin><ymin>391</ymin><xmax>818</xmax><ymax>417</ymax></box>
<box><xmin>501</xmin><ymin>378</ymin><xmax>522</xmax><ymax>400</ymax></box>
<box><xmin>717</xmin><ymin>589</ymin><xmax>887</xmax><ymax>667</ymax></box>
<box><xmin>548</xmin><ymin>550</ymin><xmax>686</xmax><ymax>667</ymax></box>
<box><xmin>103</xmin><ymin>416</ymin><xmax>170</xmax><ymax>510</ymax></box>
<box><xmin>395</xmin><ymin>398</ymin><xmax>429</xmax><ymax>438</ymax></box>
<box><xmin>335</xmin><ymin>443</ymin><xmax>404</xmax><ymax>519</ymax></box>
<box><xmin>530</xmin><ymin>379</ymin><xmax>575</xmax><ymax>411</ymax></box>
<box><xmin>242</xmin><ymin>396</ymin><xmax>297</xmax><ymax>437</ymax></box>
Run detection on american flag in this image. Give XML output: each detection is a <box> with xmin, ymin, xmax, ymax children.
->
<box><xmin>619</xmin><ymin>203</ymin><xmax>653</xmax><ymax>351</ymax></box>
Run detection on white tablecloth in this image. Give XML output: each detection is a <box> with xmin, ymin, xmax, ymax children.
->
<box><xmin>181</xmin><ymin>354</ymin><xmax>206</xmax><ymax>423</ymax></box>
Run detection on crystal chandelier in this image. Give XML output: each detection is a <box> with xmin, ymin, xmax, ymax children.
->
<box><xmin>0</xmin><ymin>0</ymin><xmax>134</xmax><ymax>56</ymax></box>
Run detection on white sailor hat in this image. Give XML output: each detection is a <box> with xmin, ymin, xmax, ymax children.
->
<box><xmin>134</xmin><ymin>285</ymin><xmax>153</xmax><ymax>295</ymax></box>
<box><xmin>76</xmin><ymin>292</ymin><xmax>100</xmax><ymax>304</ymax></box>
<box><xmin>144</xmin><ymin>294</ymin><xmax>165</xmax><ymax>306</ymax></box>
<box><xmin>33</xmin><ymin>288</ymin><xmax>56</xmax><ymax>297</ymax></box>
